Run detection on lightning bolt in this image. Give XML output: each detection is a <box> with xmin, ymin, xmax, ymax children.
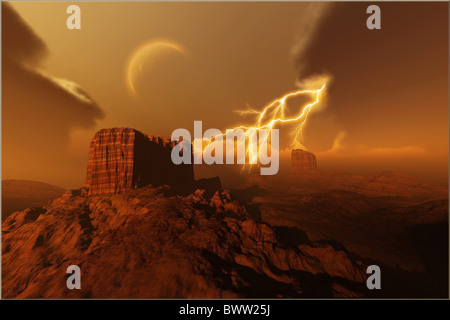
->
<box><xmin>233</xmin><ymin>83</ymin><xmax>327</xmax><ymax>148</ymax></box>
<box><xmin>195</xmin><ymin>82</ymin><xmax>327</xmax><ymax>169</ymax></box>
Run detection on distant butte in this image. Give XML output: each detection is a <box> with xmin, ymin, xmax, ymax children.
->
<box><xmin>286</xmin><ymin>149</ymin><xmax>448</xmax><ymax>203</ymax></box>
<box><xmin>289</xmin><ymin>149</ymin><xmax>318</xmax><ymax>177</ymax></box>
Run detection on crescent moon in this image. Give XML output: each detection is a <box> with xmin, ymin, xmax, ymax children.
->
<box><xmin>125</xmin><ymin>40</ymin><xmax>187</xmax><ymax>98</ymax></box>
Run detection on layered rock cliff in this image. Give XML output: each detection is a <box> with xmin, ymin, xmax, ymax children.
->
<box><xmin>83</xmin><ymin>128</ymin><xmax>194</xmax><ymax>195</ymax></box>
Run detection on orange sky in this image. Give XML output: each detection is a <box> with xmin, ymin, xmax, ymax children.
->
<box><xmin>2</xmin><ymin>2</ymin><xmax>448</xmax><ymax>188</ymax></box>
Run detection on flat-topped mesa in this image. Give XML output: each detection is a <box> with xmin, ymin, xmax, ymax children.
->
<box><xmin>83</xmin><ymin>128</ymin><xmax>194</xmax><ymax>195</ymax></box>
<box><xmin>290</xmin><ymin>149</ymin><xmax>318</xmax><ymax>176</ymax></box>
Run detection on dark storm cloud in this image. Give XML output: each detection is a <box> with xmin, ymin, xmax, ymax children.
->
<box><xmin>290</xmin><ymin>2</ymin><xmax>448</xmax><ymax>184</ymax></box>
<box><xmin>293</xmin><ymin>2</ymin><xmax>448</xmax><ymax>148</ymax></box>
<box><xmin>2</xmin><ymin>2</ymin><xmax>48</xmax><ymax>66</ymax></box>
<box><xmin>2</xmin><ymin>3</ymin><xmax>104</xmax><ymax>183</ymax></box>
<box><xmin>2</xmin><ymin>2</ymin><xmax>104</xmax><ymax>129</ymax></box>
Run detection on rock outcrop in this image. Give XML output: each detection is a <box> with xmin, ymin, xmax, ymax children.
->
<box><xmin>83</xmin><ymin>128</ymin><xmax>194</xmax><ymax>195</ymax></box>
<box><xmin>289</xmin><ymin>149</ymin><xmax>318</xmax><ymax>177</ymax></box>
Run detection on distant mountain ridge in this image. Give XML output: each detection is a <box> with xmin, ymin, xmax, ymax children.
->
<box><xmin>2</xmin><ymin>180</ymin><xmax>66</xmax><ymax>220</ymax></box>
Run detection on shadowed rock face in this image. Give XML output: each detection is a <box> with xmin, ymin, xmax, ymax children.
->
<box><xmin>290</xmin><ymin>149</ymin><xmax>318</xmax><ymax>176</ymax></box>
<box><xmin>83</xmin><ymin>128</ymin><xmax>194</xmax><ymax>195</ymax></box>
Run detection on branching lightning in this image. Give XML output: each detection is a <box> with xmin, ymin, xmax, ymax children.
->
<box><xmin>193</xmin><ymin>82</ymin><xmax>327</xmax><ymax>170</ymax></box>
<box><xmin>232</xmin><ymin>83</ymin><xmax>327</xmax><ymax>149</ymax></box>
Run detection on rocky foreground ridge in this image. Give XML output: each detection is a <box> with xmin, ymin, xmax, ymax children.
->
<box><xmin>2</xmin><ymin>186</ymin><xmax>370</xmax><ymax>298</ymax></box>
